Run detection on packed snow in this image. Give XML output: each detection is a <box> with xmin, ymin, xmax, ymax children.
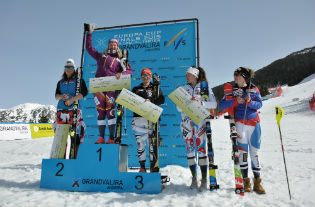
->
<box><xmin>0</xmin><ymin>77</ymin><xmax>314</xmax><ymax>207</ymax></box>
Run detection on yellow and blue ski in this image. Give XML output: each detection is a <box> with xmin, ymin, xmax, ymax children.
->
<box><xmin>201</xmin><ymin>80</ymin><xmax>219</xmax><ymax>191</ymax></box>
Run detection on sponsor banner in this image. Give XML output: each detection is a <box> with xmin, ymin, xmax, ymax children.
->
<box><xmin>0</xmin><ymin>124</ymin><xmax>31</xmax><ymax>141</ymax></box>
<box><xmin>82</xmin><ymin>20</ymin><xmax>197</xmax><ymax>167</ymax></box>
<box><xmin>116</xmin><ymin>88</ymin><xmax>163</xmax><ymax>123</ymax></box>
<box><xmin>30</xmin><ymin>124</ymin><xmax>55</xmax><ymax>139</ymax></box>
<box><xmin>89</xmin><ymin>74</ymin><xmax>131</xmax><ymax>93</ymax></box>
<box><xmin>168</xmin><ymin>87</ymin><xmax>210</xmax><ymax>124</ymax></box>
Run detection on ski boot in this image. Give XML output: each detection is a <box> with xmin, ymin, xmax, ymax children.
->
<box><xmin>139</xmin><ymin>168</ymin><xmax>146</xmax><ymax>173</ymax></box>
<box><xmin>95</xmin><ymin>137</ymin><xmax>105</xmax><ymax>144</ymax></box>
<box><xmin>106</xmin><ymin>138</ymin><xmax>115</xmax><ymax>144</ymax></box>
<box><xmin>150</xmin><ymin>167</ymin><xmax>159</xmax><ymax>173</ymax></box>
<box><xmin>190</xmin><ymin>176</ymin><xmax>198</xmax><ymax>189</ymax></box>
<box><xmin>199</xmin><ymin>178</ymin><xmax>207</xmax><ymax>192</ymax></box>
<box><xmin>243</xmin><ymin>177</ymin><xmax>253</xmax><ymax>192</ymax></box>
<box><xmin>253</xmin><ymin>177</ymin><xmax>266</xmax><ymax>194</ymax></box>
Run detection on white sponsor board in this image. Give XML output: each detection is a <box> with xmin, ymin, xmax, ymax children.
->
<box><xmin>168</xmin><ymin>87</ymin><xmax>210</xmax><ymax>124</ymax></box>
<box><xmin>116</xmin><ymin>88</ymin><xmax>163</xmax><ymax>123</ymax></box>
<box><xmin>0</xmin><ymin>124</ymin><xmax>32</xmax><ymax>140</ymax></box>
<box><xmin>50</xmin><ymin>124</ymin><xmax>70</xmax><ymax>159</ymax></box>
<box><xmin>89</xmin><ymin>74</ymin><xmax>131</xmax><ymax>93</ymax></box>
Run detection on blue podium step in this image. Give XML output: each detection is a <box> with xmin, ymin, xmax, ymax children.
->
<box><xmin>40</xmin><ymin>144</ymin><xmax>161</xmax><ymax>194</ymax></box>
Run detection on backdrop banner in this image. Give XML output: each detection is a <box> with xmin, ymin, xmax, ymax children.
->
<box><xmin>81</xmin><ymin>19</ymin><xmax>198</xmax><ymax>167</ymax></box>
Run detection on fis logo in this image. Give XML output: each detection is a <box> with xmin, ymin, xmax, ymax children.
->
<box><xmin>164</xmin><ymin>28</ymin><xmax>187</xmax><ymax>50</ymax></box>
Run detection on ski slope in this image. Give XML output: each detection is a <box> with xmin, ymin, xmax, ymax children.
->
<box><xmin>0</xmin><ymin>77</ymin><xmax>314</xmax><ymax>207</ymax></box>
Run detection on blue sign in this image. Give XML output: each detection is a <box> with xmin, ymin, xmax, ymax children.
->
<box><xmin>81</xmin><ymin>20</ymin><xmax>197</xmax><ymax>167</ymax></box>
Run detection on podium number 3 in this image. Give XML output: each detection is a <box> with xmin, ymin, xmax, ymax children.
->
<box><xmin>55</xmin><ymin>162</ymin><xmax>64</xmax><ymax>176</ymax></box>
<box><xmin>135</xmin><ymin>175</ymin><xmax>144</xmax><ymax>190</ymax></box>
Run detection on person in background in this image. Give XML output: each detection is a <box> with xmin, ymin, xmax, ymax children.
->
<box><xmin>86</xmin><ymin>25</ymin><xmax>133</xmax><ymax>144</ymax></box>
<box><xmin>219</xmin><ymin>67</ymin><xmax>265</xmax><ymax>194</ymax></box>
<box><xmin>55</xmin><ymin>58</ymin><xmax>87</xmax><ymax>157</ymax></box>
<box><xmin>131</xmin><ymin>68</ymin><xmax>165</xmax><ymax>173</ymax></box>
<box><xmin>177</xmin><ymin>66</ymin><xmax>217</xmax><ymax>191</ymax></box>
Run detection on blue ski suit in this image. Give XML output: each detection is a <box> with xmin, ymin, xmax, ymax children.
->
<box><xmin>219</xmin><ymin>83</ymin><xmax>262</xmax><ymax>175</ymax></box>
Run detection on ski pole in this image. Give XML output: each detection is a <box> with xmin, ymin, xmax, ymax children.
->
<box><xmin>275</xmin><ymin>106</ymin><xmax>292</xmax><ymax>200</ymax></box>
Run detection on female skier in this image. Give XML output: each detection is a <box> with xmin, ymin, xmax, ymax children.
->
<box><xmin>55</xmin><ymin>58</ymin><xmax>87</xmax><ymax>157</ymax></box>
<box><xmin>219</xmin><ymin>67</ymin><xmax>265</xmax><ymax>194</ymax></box>
<box><xmin>131</xmin><ymin>68</ymin><xmax>165</xmax><ymax>172</ymax></box>
<box><xmin>86</xmin><ymin>25</ymin><xmax>133</xmax><ymax>144</ymax></box>
<box><xmin>178</xmin><ymin>66</ymin><xmax>217</xmax><ymax>191</ymax></box>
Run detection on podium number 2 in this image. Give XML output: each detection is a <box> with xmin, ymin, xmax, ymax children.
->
<box><xmin>55</xmin><ymin>162</ymin><xmax>64</xmax><ymax>176</ymax></box>
<box><xmin>135</xmin><ymin>175</ymin><xmax>144</xmax><ymax>190</ymax></box>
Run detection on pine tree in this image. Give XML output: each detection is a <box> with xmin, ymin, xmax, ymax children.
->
<box><xmin>39</xmin><ymin>114</ymin><xmax>49</xmax><ymax>123</ymax></box>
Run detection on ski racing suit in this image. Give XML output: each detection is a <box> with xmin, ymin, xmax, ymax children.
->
<box><xmin>55</xmin><ymin>77</ymin><xmax>88</xmax><ymax>148</ymax></box>
<box><xmin>219</xmin><ymin>83</ymin><xmax>262</xmax><ymax>177</ymax></box>
<box><xmin>85</xmin><ymin>32</ymin><xmax>133</xmax><ymax>139</ymax></box>
<box><xmin>131</xmin><ymin>82</ymin><xmax>165</xmax><ymax>168</ymax></box>
<box><xmin>178</xmin><ymin>83</ymin><xmax>217</xmax><ymax>169</ymax></box>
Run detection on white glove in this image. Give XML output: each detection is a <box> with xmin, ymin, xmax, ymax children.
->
<box><xmin>233</xmin><ymin>88</ymin><xmax>243</xmax><ymax>97</ymax></box>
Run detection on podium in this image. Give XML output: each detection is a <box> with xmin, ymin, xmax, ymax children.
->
<box><xmin>40</xmin><ymin>144</ymin><xmax>161</xmax><ymax>194</ymax></box>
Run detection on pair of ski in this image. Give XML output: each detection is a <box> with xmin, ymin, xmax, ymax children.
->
<box><xmin>69</xmin><ymin>66</ymin><xmax>85</xmax><ymax>159</ymax></box>
<box><xmin>223</xmin><ymin>82</ymin><xmax>245</xmax><ymax>196</ymax></box>
<box><xmin>149</xmin><ymin>73</ymin><xmax>161</xmax><ymax>172</ymax></box>
<box><xmin>68</xmin><ymin>66</ymin><xmax>83</xmax><ymax>159</ymax></box>
<box><xmin>147</xmin><ymin>74</ymin><xmax>171</xmax><ymax>187</ymax></box>
<box><xmin>201</xmin><ymin>81</ymin><xmax>244</xmax><ymax>195</ymax></box>
<box><xmin>200</xmin><ymin>81</ymin><xmax>219</xmax><ymax>191</ymax></box>
<box><xmin>114</xmin><ymin>48</ymin><xmax>129</xmax><ymax>144</ymax></box>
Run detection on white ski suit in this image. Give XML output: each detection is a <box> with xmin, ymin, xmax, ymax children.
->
<box><xmin>178</xmin><ymin>83</ymin><xmax>217</xmax><ymax>167</ymax></box>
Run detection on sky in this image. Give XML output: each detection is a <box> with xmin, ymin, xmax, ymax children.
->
<box><xmin>0</xmin><ymin>0</ymin><xmax>314</xmax><ymax>109</ymax></box>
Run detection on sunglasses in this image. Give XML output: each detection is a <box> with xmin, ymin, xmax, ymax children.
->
<box><xmin>141</xmin><ymin>74</ymin><xmax>151</xmax><ymax>78</ymax></box>
<box><xmin>65</xmin><ymin>66</ymin><xmax>74</xmax><ymax>70</ymax></box>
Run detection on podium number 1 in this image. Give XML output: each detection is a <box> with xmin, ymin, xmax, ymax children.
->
<box><xmin>97</xmin><ymin>148</ymin><xmax>102</xmax><ymax>162</ymax></box>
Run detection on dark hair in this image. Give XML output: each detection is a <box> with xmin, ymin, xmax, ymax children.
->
<box><xmin>61</xmin><ymin>70</ymin><xmax>77</xmax><ymax>82</ymax></box>
<box><xmin>235</xmin><ymin>67</ymin><xmax>255</xmax><ymax>81</ymax></box>
<box><xmin>197</xmin><ymin>66</ymin><xmax>208</xmax><ymax>83</ymax></box>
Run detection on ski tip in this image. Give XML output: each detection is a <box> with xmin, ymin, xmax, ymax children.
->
<box><xmin>235</xmin><ymin>188</ymin><xmax>245</xmax><ymax>196</ymax></box>
<box><xmin>209</xmin><ymin>184</ymin><xmax>219</xmax><ymax>191</ymax></box>
<box><xmin>161</xmin><ymin>175</ymin><xmax>170</xmax><ymax>184</ymax></box>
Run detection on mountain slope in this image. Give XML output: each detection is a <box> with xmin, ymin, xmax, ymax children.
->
<box><xmin>0</xmin><ymin>103</ymin><xmax>56</xmax><ymax>123</ymax></box>
<box><xmin>213</xmin><ymin>46</ymin><xmax>315</xmax><ymax>104</ymax></box>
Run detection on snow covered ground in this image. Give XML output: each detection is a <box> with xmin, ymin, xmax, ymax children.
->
<box><xmin>0</xmin><ymin>77</ymin><xmax>314</xmax><ymax>207</ymax></box>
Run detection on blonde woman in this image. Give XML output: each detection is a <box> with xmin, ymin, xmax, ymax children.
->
<box><xmin>85</xmin><ymin>25</ymin><xmax>133</xmax><ymax>144</ymax></box>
